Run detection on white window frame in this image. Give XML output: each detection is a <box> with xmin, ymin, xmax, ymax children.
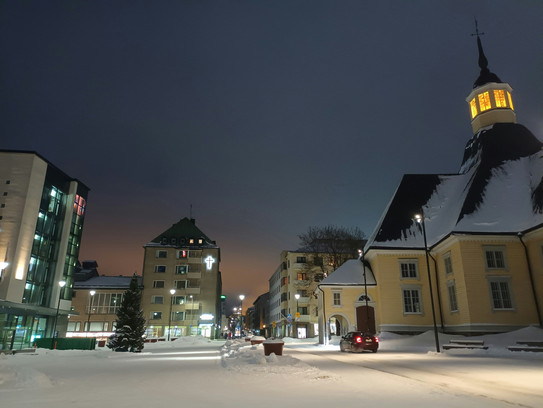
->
<box><xmin>402</xmin><ymin>285</ymin><xmax>422</xmax><ymax>314</ymax></box>
<box><xmin>156</xmin><ymin>250</ymin><xmax>168</xmax><ymax>259</ymax></box>
<box><xmin>488</xmin><ymin>277</ymin><xmax>514</xmax><ymax>310</ymax></box>
<box><xmin>153</xmin><ymin>280</ymin><xmax>165</xmax><ymax>288</ymax></box>
<box><xmin>399</xmin><ymin>259</ymin><xmax>419</xmax><ymax>279</ymax></box>
<box><xmin>447</xmin><ymin>280</ymin><xmax>458</xmax><ymax>312</ymax></box>
<box><xmin>151</xmin><ymin>295</ymin><xmax>164</xmax><ymax>304</ymax></box>
<box><xmin>443</xmin><ymin>252</ymin><xmax>453</xmax><ymax>275</ymax></box>
<box><xmin>332</xmin><ymin>291</ymin><xmax>342</xmax><ymax>307</ymax></box>
<box><xmin>154</xmin><ymin>265</ymin><xmax>166</xmax><ymax>273</ymax></box>
<box><xmin>484</xmin><ymin>246</ymin><xmax>507</xmax><ymax>270</ymax></box>
<box><xmin>175</xmin><ymin>265</ymin><xmax>188</xmax><ymax>275</ymax></box>
<box><xmin>174</xmin><ymin>280</ymin><xmax>188</xmax><ymax>289</ymax></box>
<box><xmin>150</xmin><ymin>311</ymin><xmax>162</xmax><ymax>320</ymax></box>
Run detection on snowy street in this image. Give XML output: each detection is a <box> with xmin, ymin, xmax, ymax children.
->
<box><xmin>1</xmin><ymin>328</ymin><xmax>543</xmax><ymax>408</ymax></box>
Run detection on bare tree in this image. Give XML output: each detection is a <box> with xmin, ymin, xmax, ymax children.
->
<box><xmin>298</xmin><ymin>225</ymin><xmax>366</xmax><ymax>282</ymax></box>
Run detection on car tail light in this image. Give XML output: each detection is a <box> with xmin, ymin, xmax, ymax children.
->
<box><xmin>375</xmin><ymin>337</ymin><xmax>379</xmax><ymax>343</ymax></box>
<box><xmin>355</xmin><ymin>336</ymin><xmax>363</xmax><ymax>343</ymax></box>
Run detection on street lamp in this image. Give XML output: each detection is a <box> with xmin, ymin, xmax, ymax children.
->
<box><xmin>168</xmin><ymin>289</ymin><xmax>176</xmax><ymax>341</ymax></box>
<box><xmin>415</xmin><ymin>211</ymin><xmax>441</xmax><ymax>353</ymax></box>
<box><xmin>239</xmin><ymin>294</ymin><xmax>245</xmax><ymax>337</ymax></box>
<box><xmin>190</xmin><ymin>295</ymin><xmax>194</xmax><ymax>335</ymax></box>
<box><xmin>294</xmin><ymin>293</ymin><xmax>300</xmax><ymax>338</ymax></box>
<box><xmin>87</xmin><ymin>290</ymin><xmax>96</xmax><ymax>336</ymax></box>
<box><xmin>52</xmin><ymin>280</ymin><xmax>66</xmax><ymax>338</ymax></box>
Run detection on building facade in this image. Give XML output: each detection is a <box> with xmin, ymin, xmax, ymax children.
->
<box><xmin>68</xmin><ymin>262</ymin><xmax>141</xmax><ymax>342</ymax></box>
<box><xmin>317</xmin><ymin>35</ymin><xmax>543</xmax><ymax>338</ymax></box>
<box><xmin>0</xmin><ymin>150</ymin><xmax>89</xmax><ymax>350</ymax></box>
<box><xmin>141</xmin><ymin>217</ymin><xmax>222</xmax><ymax>339</ymax></box>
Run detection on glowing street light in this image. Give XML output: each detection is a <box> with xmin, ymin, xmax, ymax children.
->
<box><xmin>239</xmin><ymin>294</ymin><xmax>245</xmax><ymax>337</ymax></box>
<box><xmin>87</xmin><ymin>290</ymin><xmax>96</xmax><ymax>336</ymax></box>
<box><xmin>168</xmin><ymin>289</ymin><xmax>176</xmax><ymax>341</ymax></box>
<box><xmin>415</xmin><ymin>211</ymin><xmax>440</xmax><ymax>353</ymax></box>
<box><xmin>52</xmin><ymin>280</ymin><xmax>66</xmax><ymax>338</ymax></box>
<box><xmin>294</xmin><ymin>293</ymin><xmax>300</xmax><ymax>338</ymax></box>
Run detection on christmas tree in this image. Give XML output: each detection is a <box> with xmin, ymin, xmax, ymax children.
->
<box><xmin>108</xmin><ymin>274</ymin><xmax>146</xmax><ymax>352</ymax></box>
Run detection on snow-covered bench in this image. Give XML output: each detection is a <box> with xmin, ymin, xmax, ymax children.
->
<box><xmin>508</xmin><ymin>341</ymin><xmax>543</xmax><ymax>352</ymax></box>
<box><xmin>442</xmin><ymin>339</ymin><xmax>487</xmax><ymax>350</ymax></box>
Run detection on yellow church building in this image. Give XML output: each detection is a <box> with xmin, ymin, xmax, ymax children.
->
<box><xmin>318</xmin><ymin>34</ymin><xmax>543</xmax><ymax>338</ymax></box>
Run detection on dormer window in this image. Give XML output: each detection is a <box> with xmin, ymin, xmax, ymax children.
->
<box><xmin>189</xmin><ymin>238</ymin><xmax>195</xmax><ymax>244</ymax></box>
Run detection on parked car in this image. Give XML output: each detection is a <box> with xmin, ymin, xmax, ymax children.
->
<box><xmin>339</xmin><ymin>332</ymin><xmax>379</xmax><ymax>353</ymax></box>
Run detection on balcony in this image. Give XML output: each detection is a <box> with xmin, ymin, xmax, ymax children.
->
<box><xmin>186</xmin><ymin>288</ymin><xmax>200</xmax><ymax>295</ymax></box>
<box><xmin>296</xmin><ymin>314</ymin><xmax>312</xmax><ymax>323</ymax></box>
<box><xmin>187</xmin><ymin>272</ymin><xmax>201</xmax><ymax>279</ymax></box>
<box><xmin>297</xmin><ymin>296</ymin><xmax>311</xmax><ymax>304</ymax></box>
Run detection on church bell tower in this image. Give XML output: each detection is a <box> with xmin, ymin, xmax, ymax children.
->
<box><xmin>465</xmin><ymin>24</ymin><xmax>517</xmax><ymax>134</ymax></box>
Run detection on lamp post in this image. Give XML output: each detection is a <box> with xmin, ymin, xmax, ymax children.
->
<box><xmin>294</xmin><ymin>293</ymin><xmax>300</xmax><ymax>338</ymax></box>
<box><xmin>239</xmin><ymin>294</ymin><xmax>245</xmax><ymax>337</ymax></box>
<box><xmin>52</xmin><ymin>280</ymin><xmax>66</xmax><ymax>338</ymax></box>
<box><xmin>190</xmin><ymin>295</ymin><xmax>194</xmax><ymax>335</ymax></box>
<box><xmin>87</xmin><ymin>290</ymin><xmax>96</xmax><ymax>336</ymax></box>
<box><xmin>415</xmin><ymin>211</ymin><xmax>440</xmax><ymax>353</ymax></box>
<box><xmin>168</xmin><ymin>289</ymin><xmax>176</xmax><ymax>341</ymax></box>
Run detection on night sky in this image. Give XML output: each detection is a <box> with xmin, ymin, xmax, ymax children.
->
<box><xmin>2</xmin><ymin>1</ymin><xmax>542</xmax><ymax>309</ymax></box>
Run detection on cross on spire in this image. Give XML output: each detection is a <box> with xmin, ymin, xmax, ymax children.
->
<box><xmin>471</xmin><ymin>18</ymin><xmax>485</xmax><ymax>38</ymax></box>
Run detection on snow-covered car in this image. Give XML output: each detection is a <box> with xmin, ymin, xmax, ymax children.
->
<box><xmin>339</xmin><ymin>332</ymin><xmax>379</xmax><ymax>353</ymax></box>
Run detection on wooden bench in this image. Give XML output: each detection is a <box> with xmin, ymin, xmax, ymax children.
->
<box><xmin>508</xmin><ymin>341</ymin><xmax>543</xmax><ymax>352</ymax></box>
<box><xmin>442</xmin><ymin>339</ymin><xmax>487</xmax><ymax>350</ymax></box>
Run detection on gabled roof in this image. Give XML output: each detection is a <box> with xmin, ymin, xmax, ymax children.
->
<box><xmin>146</xmin><ymin>217</ymin><xmax>217</xmax><ymax>248</ymax></box>
<box><xmin>319</xmin><ymin>259</ymin><xmax>376</xmax><ymax>286</ymax></box>
<box><xmin>366</xmin><ymin>123</ymin><xmax>543</xmax><ymax>250</ymax></box>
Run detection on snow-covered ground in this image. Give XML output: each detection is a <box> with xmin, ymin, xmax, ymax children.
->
<box><xmin>1</xmin><ymin>327</ymin><xmax>542</xmax><ymax>407</ymax></box>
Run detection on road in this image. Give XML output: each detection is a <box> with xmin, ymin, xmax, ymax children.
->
<box><xmin>289</xmin><ymin>346</ymin><xmax>543</xmax><ymax>408</ymax></box>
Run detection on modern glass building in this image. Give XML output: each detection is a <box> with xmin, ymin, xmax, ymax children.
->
<box><xmin>0</xmin><ymin>150</ymin><xmax>89</xmax><ymax>350</ymax></box>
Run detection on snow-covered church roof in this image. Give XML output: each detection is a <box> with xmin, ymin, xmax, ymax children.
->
<box><xmin>366</xmin><ymin>123</ymin><xmax>543</xmax><ymax>250</ymax></box>
<box><xmin>319</xmin><ymin>259</ymin><xmax>376</xmax><ymax>286</ymax></box>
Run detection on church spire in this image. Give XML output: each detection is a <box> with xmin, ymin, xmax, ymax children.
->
<box><xmin>472</xmin><ymin>19</ymin><xmax>502</xmax><ymax>89</ymax></box>
<box><xmin>466</xmin><ymin>20</ymin><xmax>516</xmax><ymax>134</ymax></box>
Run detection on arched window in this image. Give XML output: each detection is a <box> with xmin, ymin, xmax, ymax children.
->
<box><xmin>357</xmin><ymin>294</ymin><xmax>371</xmax><ymax>302</ymax></box>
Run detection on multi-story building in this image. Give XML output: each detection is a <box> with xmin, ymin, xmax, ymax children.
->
<box><xmin>317</xmin><ymin>34</ymin><xmax>543</xmax><ymax>339</ymax></box>
<box><xmin>68</xmin><ymin>261</ymin><xmax>142</xmax><ymax>343</ymax></box>
<box><xmin>0</xmin><ymin>150</ymin><xmax>89</xmax><ymax>350</ymax></box>
<box><xmin>141</xmin><ymin>217</ymin><xmax>222</xmax><ymax>339</ymax></box>
<box><xmin>251</xmin><ymin>292</ymin><xmax>269</xmax><ymax>336</ymax></box>
<box><xmin>268</xmin><ymin>264</ymin><xmax>282</xmax><ymax>337</ymax></box>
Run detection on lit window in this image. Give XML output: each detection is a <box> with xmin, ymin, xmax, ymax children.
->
<box><xmin>478</xmin><ymin>92</ymin><xmax>491</xmax><ymax>112</ymax></box>
<box><xmin>297</xmin><ymin>273</ymin><xmax>307</xmax><ymax>281</ymax></box>
<box><xmin>173</xmin><ymin>296</ymin><xmax>186</xmax><ymax>304</ymax></box>
<box><xmin>189</xmin><ymin>238</ymin><xmax>195</xmax><ymax>244</ymax></box>
<box><xmin>494</xmin><ymin>90</ymin><xmax>507</xmax><ymax>107</ymax></box>
<box><xmin>151</xmin><ymin>312</ymin><xmax>162</xmax><ymax>320</ymax></box>
<box><xmin>507</xmin><ymin>91</ymin><xmax>514</xmax><ymax>110</ymax></box>
<box><xmin>177</xmin><ymin>250</ymin><xmax>188</xmax><ymax>259</ymax></box>
<box><xmin>470</xmin><ymin>98</ymin><xmax>478</xmax><ymax>118</ymax></box>
<box><xmin>175</xmin><ymin>265</ymin><xmax>188</xmax><ymax>275</ymax></box>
